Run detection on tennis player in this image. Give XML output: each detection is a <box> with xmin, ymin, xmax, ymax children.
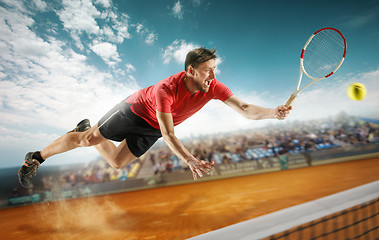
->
<box><xmin>18</xmin><ymin>47</ymin><xmax>291</xmax><ymax>188</ymax></box>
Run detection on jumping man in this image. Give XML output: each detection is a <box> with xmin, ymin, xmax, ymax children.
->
<box><xmin>18</xmin><ymin>48</ymin><xmax>291</xmax><ymax>188</ymax></box>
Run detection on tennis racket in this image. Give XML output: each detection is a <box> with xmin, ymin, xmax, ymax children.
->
<box><xmin>285</xmin><ymin>27</ymin><xmax>347</xmax><ymax>107</ymax></box>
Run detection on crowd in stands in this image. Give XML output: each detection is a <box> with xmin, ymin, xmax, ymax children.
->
<box><xmin>39</xmin><ymin>158</ymin><xmax>137</xmax><ymax>192</ymax></box>
<box><xmin>145</xmin><ymin>113</ymin><xmax>379</xmax><ymax>175</ymax></box>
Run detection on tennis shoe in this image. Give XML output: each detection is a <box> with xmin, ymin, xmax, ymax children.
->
<box><xmin>69</xmin><ymin>119</ymin><xmax>91</xmax><ymax>133</ymax></box>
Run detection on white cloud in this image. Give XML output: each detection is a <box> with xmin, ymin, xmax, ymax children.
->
<box><xmin>58</xmin><ymin>0</ymin><xmax>131</xmax><ymax>50</ymax></box>
<box><xmin>0</xmin><ymin>3</ymin><xmax>140</xmax><ymax>167</ymax></box>
<box><xmin>133</xmin><ymin>23</ymin><xmax>157</xmax><ymax>45</ymax></box>
<box><xmin>145</xmin><ymin>33</ymin><xmax>158</xmax><ymax>45</ymax></box>
<box><xmin>106</xmin><ymin>12</ymin><xmax>131</xmax><ymax>44</ymax></box>
<box><xmin>0</xmin><ymin>72</ymin><xmax>6</xmax><ymax>79</ymax></box>
<box><xmin>172</xmin><ymin>1</ymin><xmax>183</xmax><ymax>20</ymax></box>
<box><xmin>57</xmin><ymin>0</ymin><xmax>101</xmax><ymax>50</ymax></box>
<box><xmin>0</xmin><ymin>0</ymin><xmax>157</xmax><ymax>167</ymax></box>
<box><xmin>125</xmin><ymin>63</ymin><xmax>136</xmax><ymax>73</ymax></box>
<box><xmin>100</xmin><ymin>25</ymin><xmax>115</xmax><ymax>41</ymax></box>
<box><xmin>0</xmin><ymin>0</ymin><xmax>28</xmax><ymax>13</ymax></box>
<box><xmin>215</xmin><ymin>57</ymin><xmax>223</xmax><ymax>75</ymax></box>
<box><xmin>162</xmin><ymin>40</ymin><xmax>200</xmax><ymax>64</ymax></box>
<box><xmin>135</xmin><ymin>23</ymin><xmax>143</xmax><ymax>33</ymax></box>
<box><xmin>95</xmin><ymin>0</ymin><xmax>111</xmax><ymax>8</ymax></box>
<box><xmin>162</xmin><ymin>40</ymin><xmax>223</xmax><ymax>74</ymax></box>
<box><xmin>34</xmin><ymin>0</ymin><xmax>48</xmax><ymax>10</ymax></box>
<box><xmin>90</xmin><ymin>41</ymin><xmax>121</xmax><ymax>67</ymax></box>
<box><xmin>58</xmin><ymin>0</ymin><xmax>101</xmax><ymax>35</ymax></box>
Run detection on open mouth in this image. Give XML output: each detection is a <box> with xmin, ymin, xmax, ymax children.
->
<box><xmin>205</xmin><ymin>80</ymin><xmax>212</xmax><ymax>86</ymax></box>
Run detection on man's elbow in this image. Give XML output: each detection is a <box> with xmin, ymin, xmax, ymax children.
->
<box><xmin>240</xmin><ymin>104</ymin><xmax>256</xmax><ymax>120</ymax></box>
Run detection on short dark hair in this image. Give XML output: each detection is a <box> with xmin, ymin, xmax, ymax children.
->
<box><xmin>185</xmin><ymin>47</ymin><xmax>217</xmax><ymax>72</ymax></box>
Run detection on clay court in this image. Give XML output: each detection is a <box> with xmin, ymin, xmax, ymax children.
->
<box><xmin>1</xmin><ymin>157</ymin><xmax>378</xmax><ymax>240</ymax></box>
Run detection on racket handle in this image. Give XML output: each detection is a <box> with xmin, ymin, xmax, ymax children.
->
<box><xmin>285</xmin><ymin>94</ymin><xmax>296</xmax><ymax>108</ymax></box>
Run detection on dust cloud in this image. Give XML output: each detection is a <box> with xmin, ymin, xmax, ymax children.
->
<box><xmin>35</xmin><ymin>197</ymin><xmax>135</xmax><ymax>240</ymax></box>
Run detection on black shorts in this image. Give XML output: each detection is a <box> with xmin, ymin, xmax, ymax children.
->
<box><xmin>98</xmin><ymin>100</ymin><xmax>162</xmax><ymax>157</ymax></box>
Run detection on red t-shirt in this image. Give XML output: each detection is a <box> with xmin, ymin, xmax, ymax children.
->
<box><xmin>125</xmin><ymin>71</ymin><xmax>233</xmax><ymax>129</ymax></box>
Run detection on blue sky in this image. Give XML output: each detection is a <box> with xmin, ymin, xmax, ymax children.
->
<box><xmin>0</xmin><ymin>0</ymin><xmax>378</xmax><ymax>168</ymax></box>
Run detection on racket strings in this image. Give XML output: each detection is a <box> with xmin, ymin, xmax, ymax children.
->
<box><xmin>303</xmin><ymin>29</ymin><xmax>345</xmax><ymax>79</ymax></box>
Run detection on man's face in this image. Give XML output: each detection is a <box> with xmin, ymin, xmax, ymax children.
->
<box><xmin>191</xmin><ymin>59</ymin><xmax>216</xmax><ymax>93</ymax></box>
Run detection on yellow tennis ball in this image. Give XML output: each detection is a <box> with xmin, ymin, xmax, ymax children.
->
<box><xmin>347</xmin><ymin>83</ymin><xmax>366</xmax><ymax>101</ymax></box>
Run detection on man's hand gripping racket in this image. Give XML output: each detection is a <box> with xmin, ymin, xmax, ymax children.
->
<box><xmin>285</xmin><ymin>27</ymin><xmax>347</xmax><ymax>107</ymax></box>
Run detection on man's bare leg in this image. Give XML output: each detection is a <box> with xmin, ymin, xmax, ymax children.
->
<box><xmin>94</xmin><ymin>138</ymin><xmax>137</xmax><ymax>169</ymax></box>
<box><xmin>19</xmin><ymin>123</ymin><xmax>137</xmax><ymax>188</ymax></box>
<box><xmin>40</xmin><ymin>124</ymin><xmax>137</xmax><ymax>169</ymax></box>
<box><xmin>39</xmin><ymin>125</ymin><xmax>104</xmax><ymax>159</ymax></box>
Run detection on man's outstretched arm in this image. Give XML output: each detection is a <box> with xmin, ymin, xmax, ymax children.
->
<box><xmin>156</xmin><ymin>111</ymin><xmax>214</xmax><ymax>180</ymax></box>
<box><xmin>224</xmin><ymin>95</ymin><xmax>291</xmax><ymax>120</ymax></box>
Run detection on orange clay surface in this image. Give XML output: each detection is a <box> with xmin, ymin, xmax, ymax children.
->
<box><xmin>1</xmin><ymin>157</ymin><xmax>378</xmax><ymax>240</ymax></box>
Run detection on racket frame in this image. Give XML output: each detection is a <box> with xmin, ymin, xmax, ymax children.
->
<box><xmin>285</xmin><ymin>27</ymin><xmax>347</xmax><ymax>107</ymax></box>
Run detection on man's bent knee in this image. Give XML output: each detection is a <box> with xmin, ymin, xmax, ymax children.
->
<box><xmin>78</xmin><ymin>126</ymin><xmax>105</xmax><ymax>147</ymax></box>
